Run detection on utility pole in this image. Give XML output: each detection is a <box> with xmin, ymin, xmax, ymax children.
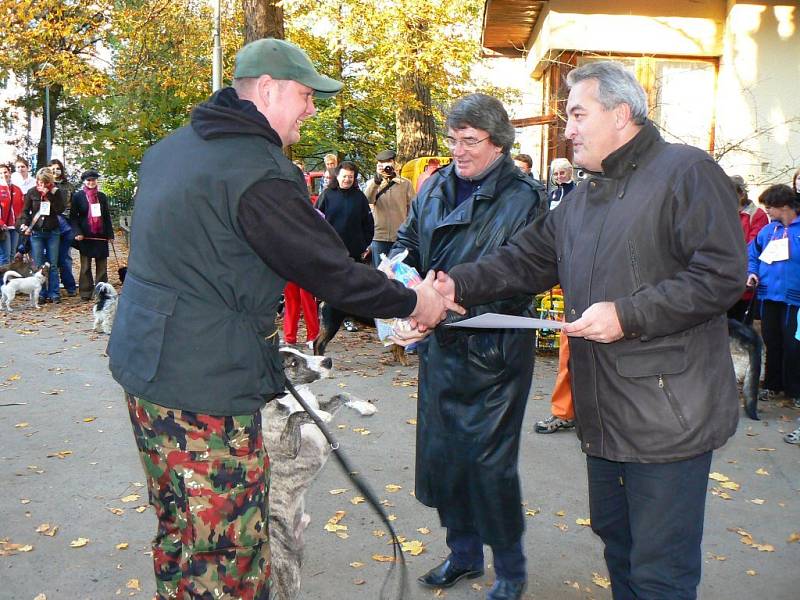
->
<box><xmin>212</xmin><ymin>0</ymin><xmax>222</xmax><ymax>91</ymax></box>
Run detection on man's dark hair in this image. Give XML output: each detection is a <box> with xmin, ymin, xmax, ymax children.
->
<box><xmin>337</xmin><ymin>160</ymin><xmax>359</xmax><ymax>178</ymax></box>
<box><xmin>513</xmin><ymin>154</ymin><xmax>533</xmax><ymax>168</ymax></box>
<box><xmin>759</xmin><ymin>184</ymin><xmax>800</xmax><ymax>211</ymax></box>
<box><xmin>446</xmin><ymin>94</ymin><xmax>515</xmax><ymax>153</ymax></box>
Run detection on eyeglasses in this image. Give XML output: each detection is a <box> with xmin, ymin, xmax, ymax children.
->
<box><xmin>444</xmin><ymin>135</ymin><xmax>490</xmax><ymax>150</ymax></box>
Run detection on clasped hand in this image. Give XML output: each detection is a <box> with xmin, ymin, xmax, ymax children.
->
<box><xmin>394</xmin><ymin>271</ymin><xmax>463</xmax><ymax>346</ymax></box>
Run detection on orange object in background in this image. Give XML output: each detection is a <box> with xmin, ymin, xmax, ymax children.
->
<box><xmin>550</xmin><ymin>331</ymin><xmax>574</xmax><ymax>420</ymax></box>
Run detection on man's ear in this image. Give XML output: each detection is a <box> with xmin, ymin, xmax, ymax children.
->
<box><xmin>256</xmin><ymin>74</ymin><xmax>276</xmax><ymax>106</ymax></box>
<box><xmin>614</xmin><ymin>102</ymin><xmax>633</xmax><ymax>130</ymax></box>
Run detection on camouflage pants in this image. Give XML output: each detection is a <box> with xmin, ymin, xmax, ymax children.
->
<box><xmin>126</xmin><ymin>393</ymin><xmax>270</xmax><ymax>600</ymax></box>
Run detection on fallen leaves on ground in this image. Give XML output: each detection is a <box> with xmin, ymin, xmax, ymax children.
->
<box><xmin>69</xmin><ymin>537</ymin><xmax>90</xmax><ymax>548</ymax></box>
<box><xmin>729</xmin><ymin>528</ymin><xmax>775</xmax><ymax>552</ymax></box>
<box><xmin>385</xmin><ymin>484</ymin><xmax>402</xmax><ymax>492</ymax></box>
<box><xmin>350</xmin><ymin>496</ymin><xmax>365</xmax><ymax>505</ymax></box>
<box><xmin>576</xmin><ymin>518</ymin><xmax>591</xmax><ymax>526</ymax></box>
<box><xmin>417</xmin><ymin>527</ymin><xmax>430</xmax><ymax>534</ymax></box>
<box><xmin>116</xmin><ymin>542</ymin><xmax>129</xmax><ymax>550</ymax></box>
<box><xmin>788</xmin><ymin>532</ymin><xmax>800</xmax><ymax>543</ymax></box>
<box><xmin>120</xmin><ymin>494</ymin><xmax>140</xmax><ymax>503</ymax></box>
<box><xmin>592</xmin><ymin>572</ymin><xmax>611</xmax><ymax>589</ymax></box>
<box><xmin>328</xmin><ymin>488</ymin><xmax>348</xmax><ymax>495</ymax></box>
<box><xmin>46</xmin><ymin>450</ymin><xmax>72</xmax><ymax>459</ymax></box>
<box><xmin>401</xmin><ymin>540</ymin><xmax>425</xmax><ymax>555</ymax></box>
<box><xmin>554</xmin><ymin>523</ymin><xmax>568</xmax><ymax>532</ymax></box>
<box><xmin>106</xmin><ymin>507</ymin><xmax>124</xmax><ymax>516</ymax></box>
<box><xmin>350</xmin><ymin>561</ymin><xmax>365</xmax><ymax>568</ymax></box>
<box><xmin>0</xmin><ymin>539</ymin><xmax>34</xmax><ymax>556</ymax></box>
<box><xmin>323</xmin><ymin>511</ymin><xmax>348</xmax><ymax>538</ymax></box>
<box><xmin>35</xmin><ymin>524</ymin><xmax>58</xmax><ymax>537</ymax></box>
<box><xmin>755</xmin><ymin>468</ymin><xmax>769</xmax><ymax>476</ymax></box>
<box><xmin>371</xmin><ymin>554</ymin><xmax>395</xmax><ymax>562</ymax></box>
<box><xmin>126</xmin><ymin>579</ymin><xmax>141</xmax><ymax>590</ymax></box>
<box><xmin>14</xmin><ymin>422</ymin><xmax>29</xmax><ymax>428</ymax></box>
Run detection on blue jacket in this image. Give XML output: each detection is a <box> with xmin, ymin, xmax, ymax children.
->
<box><xmin>748</xmin><ymin>216</ymin><xmax>800</xmax><ymax>306</ymax></box>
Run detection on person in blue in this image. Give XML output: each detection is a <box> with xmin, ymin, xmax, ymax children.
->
<box><xmin>746</xmin><ymin>183</ymin><xmax>800</xmax><ymax>424</ymax></box>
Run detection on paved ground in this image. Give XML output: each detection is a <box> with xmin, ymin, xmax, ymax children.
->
<box><xmin>0</xmin><ymin>301</ymin><xmax>798</xmax><ymax>600</ymax></box>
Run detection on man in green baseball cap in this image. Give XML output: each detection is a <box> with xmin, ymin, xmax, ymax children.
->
<box><xmin>112</xmin><ymin>36</ymin><xmax>460</xmax><ymax>600</ymax></box>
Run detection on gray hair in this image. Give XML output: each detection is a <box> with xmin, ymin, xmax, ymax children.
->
<box><xmin>566</xmin><ymin>61</ymin><xmax>648</xmax><ymax>125</ymax></box>
<box><xmin>446</xmin><ymin>93</ymin><xmax>515</xmax><ymax>153</ymax></box>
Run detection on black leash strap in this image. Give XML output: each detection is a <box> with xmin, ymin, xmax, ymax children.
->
<box><xmin>284</xmin><ymin>378</ymin><xmax>408</xmax><ymax>600</ymax></box>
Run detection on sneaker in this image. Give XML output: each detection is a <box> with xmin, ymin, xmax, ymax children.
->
<box><xmin>67</xmin><ymin>290</ymin><xmax>77</xmax><ymax>297</ymax></box>
<box><xmin>758</xmin><ymin>389</ymin><xmax>780</xmax><ymax>402</ymax></box>
<box><xmin>343</xmin><ymin>319</ymin><xmax>359</xmax><ymax>332</ymax></box>
<box><xmin>784</xmin><ymin>426</ymin><xmax>800</xmax><ymax>445</ymax></box>
<box><xmin>534</xmin><ymin>414</ymin><xmax>575</xmax><ymax>434</ymax></box>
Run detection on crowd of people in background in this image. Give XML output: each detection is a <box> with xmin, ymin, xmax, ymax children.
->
<box><xmin>0</xmin><ymin>159</ymin><xmax>114</xmax><ymax>304</ymax></box>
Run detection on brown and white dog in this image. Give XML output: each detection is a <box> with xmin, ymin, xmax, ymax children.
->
<box><xmin>266</xmin><ymin>347</ymin><xmax>375</xmax><ymax>600</ymax></box>
<box><xmin>1</xmin><ymin>263</ymin><xmax>49</xmax><ymax>311</ymax></box>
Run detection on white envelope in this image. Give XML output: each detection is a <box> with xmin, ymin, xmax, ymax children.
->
<box><xmin>445</xmin><ymin>313</ymin><xmax>565</xmax><ymax>329</ymax></box>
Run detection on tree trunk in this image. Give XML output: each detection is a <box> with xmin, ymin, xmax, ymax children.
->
<box><xmin>243</xmin><ymin>0</ymin><xmax>284</xmax><ymax>43</ymax></box>
<box><xmin>396</xmin><ymin>74</ymin><xmax>438</xmax><ymax>165</ymax></box>
<box><xmin>36</xmin><ymin>83</ymin><xmax>61</xmax><ymax>170</ymax></box>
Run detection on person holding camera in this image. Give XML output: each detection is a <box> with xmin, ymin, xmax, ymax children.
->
<box><xmin>364</xmin><ymin>149</ymin><xmax>414</xmax><ymax>267</ymax></box>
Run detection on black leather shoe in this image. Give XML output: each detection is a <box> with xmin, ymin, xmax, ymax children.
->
<box><xmin>418</xmin><ymin>558</ymin><xmax>484</xmax><ymax>588</ymax></box>
<box><xmin>487</xmin><ymin>579</ymin><xmax>526</xmax><ymax>600</ymax></box>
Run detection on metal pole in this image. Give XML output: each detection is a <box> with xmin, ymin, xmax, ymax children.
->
<box><xmin>212</xmin><ymin>0</ymin><xmax>222</xmax><ymax>91</ymax></box>
<box><xmin>44</xmin><ymin>85</ymin><xmax>51</xmax><ymax>164</ymax></box>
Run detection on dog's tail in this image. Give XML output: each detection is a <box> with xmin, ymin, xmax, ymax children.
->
<box><xmin>3</xmin><ymin>271</ymin><xmax>22</xmax><ymax>285</ymax></box>
<box><xmin>728</xmin><ymin>318</ymin><xmax>762</xmax><ymax>420</ymax></box>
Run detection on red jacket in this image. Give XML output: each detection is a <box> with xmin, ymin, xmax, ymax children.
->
<box><xmin>0</xmin><ymin>183</ymin><xmax>23</xmax><ymax>228</ymax></box>
<box><xmin>739</xmin><ymin>202</ymin><xmax>768</xmax><ymax>300</ymax></box>
<box><xmin>739</xmin><ymin>202</ymin><xmax>768</xmax><ymax>243</ymax></box>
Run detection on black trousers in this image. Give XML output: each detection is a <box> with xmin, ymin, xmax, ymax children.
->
<box><xmin>587</xmin><ymin>451</ymin><xmax>713</xmax><ymax>600</ymax></box>
<box><xmin>760</xmin><ymin>300</ymin><xmax>800</xmax><ymax>397</ymax></box>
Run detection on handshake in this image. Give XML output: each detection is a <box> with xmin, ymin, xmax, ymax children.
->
<box><xmin>396</xmin><ymin>271</ymin><xmax>462</xmax><ymax>346</ymax></box>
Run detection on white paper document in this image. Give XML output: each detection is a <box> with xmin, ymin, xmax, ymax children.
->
<box><xmin>445</xmin><ymin>313</ymin><xmax>565</xmax><ymax>330</ymax></box>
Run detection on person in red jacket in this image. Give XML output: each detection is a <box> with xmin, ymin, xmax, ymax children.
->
<box><xmin>0</xmin><ymin>163</ymin><xmax>24</xmax><ymax>264</ymax></box>
<box><xmin>728</xmin><ymin>174</ymin><xmax>768</xmax><ymax>322</ymax></box>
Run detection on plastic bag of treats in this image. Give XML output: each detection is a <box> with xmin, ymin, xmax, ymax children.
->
<box><xmin>375</xmin><ymin>249</ymin><xmax>422</xmax><ymax>344</ymax></box>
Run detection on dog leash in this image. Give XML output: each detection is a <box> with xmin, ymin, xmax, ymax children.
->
<box><xmin>283</xmin><ymin>378</ymin><xmax>409</xmax><ymax>600</ymax></box>
<box><xmin>76</xmin><ymin>236</ymin><xmax>124</xmax><ymax>275</ymax></box>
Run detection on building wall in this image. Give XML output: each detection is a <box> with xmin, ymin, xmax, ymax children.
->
<box><xmin>512</xmin><ymin>0</ymin><xmax>799</xmax><ymax>190</ymax></box>
<box><xmin>715</xmin><ymin>2</ymin><xmax>800</xmax><ymax>190</ymax></box>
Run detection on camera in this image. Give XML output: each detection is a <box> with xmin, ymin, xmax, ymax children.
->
<box><xmin>382</xmin><ymin>165</ymin><xmax>395</xmax><ymax>176</ymax></box>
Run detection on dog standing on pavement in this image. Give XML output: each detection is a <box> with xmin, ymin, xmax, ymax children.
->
<box><xmin>1</xmin><ymin>263</ymin><xmax>49</xmax><ymax>312</ymax></box>
<box><xmin>92</xmin><ymin>282</ymin><xmax>118</xmax><ymax>334</ymax></box>
<box><xmin>265</xmin><ymin>347</ymin><xmax>376</xmax><ymax>600</ymax></box>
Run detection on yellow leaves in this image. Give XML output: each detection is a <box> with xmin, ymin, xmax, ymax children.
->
<box><xmin>350</xmin><ymin>496</ymin><xmax>365</xmax><ymax>505</ymax></box>
<box><xmin>323</xmin><ymin>511</ymin><xmax>349</xmax><ymax>538</ymax></box>
<box><xmin>729</xmin><ymin>528</ymin><xmax>775</xmax><ymax>552</ymax></box>
<box><xmin>384</xmin><ymin>484</ymin><xmax>402</xmax><ymax>492</ymax></box>
<box><xmin>0</xmin><ymin>539</ymin><xmax>34</xmax><ymax>556</ymax></box>
<box><xmin>788</xmin><ymin>532</ymin><xmax>800</xmax><ymax>543</ymax></box>
<box><xmin>372</xmin><ymin>529</ymin><xmax>387</xmax><ymax>538</ymax></box>
<box><xmin>575</xmin><ymin>518</ymin><xmax>591</xmax><ymax>527</ymax></box>
<box><xmin>352</xmin><ymin>427</ymin><xmax>371</xmax><ymax>436</ymax></box>
<box><xmin>34</xmin><ymin>594</ymin><xmax>47</xmax><ymax>600</ymax></box>
<box><xmin>525</xmin><ymin>508</ymin><xmax>540</xmax><ymax>517</ymax></box>
<box><xmin>755</xmin><ymin>468</ymin><xmax>769</xmax><ymax>476</ymax></box>
<box><xmin>126</xmin><ymin>579</ymin><xmax>141</xmax><ymax>591</ymax></box>
<box><xmin>135</xmin><ymin>506</ymin><xmax>148</xmax><ymax>513</ymax></box>
<box><xmin>371</xmin><ymin>554</ymin><xmax>395</xmax><ymax>562</ymax></box>
<box><xmin>555</xmin><ymin>510</ymin><xmax>566</xmax><ymax>517</ymax></box>
<box><xmin>553</xmin><ymin>523</ymin><xmax>568</xmax><ymax>532</ymax></box>
<box><xmin>35</xmin><ymin>524</ymin><xmax>58</xmax><ymax>537</ymax></box>
<box><xmin>417</xmin><ymin>527</ymin><xmax>430</xmax><ymax>534</ymax></box>
<box><xmin>82</xmin><ymin>416</ymin><xmax>96</xmax><ymax>423</ymax></box>
<box><xmin>749</xmin><ymin>498</ymin><xmax>765</xmax><ymax>505</ymax></box>
<box><xmin>592</xmin><ymin>572</ymin><xmax>611</xmax><ymax>589</ymax></box>
<box><xmin>8</xmin><ymin>373</ymin><xmax>21</xmax><ymax>381</ymax></box>
<box><xmin>746</xmin><ymin>569</ymin><xmax>757</xmax><ymax>576</ymax></box>
<box><xmin>720</xmin><ymin>481</ymin><xmax>740</xmax><ymax>491</ymax></box>
<box><xmin>46</xmin><ymin>450</ymin><xmax>72</xmax><ymax>459</ymax></box>
<box><xmin>116</xmin><ymin>542</ymin><xmax>129</xmax><ymax>550</ymax></box>
<box><xmin>106</xmin><ymin>507</ymin><xmax>124</xmax><ymax>516</ymax></box>
<box><xmin>328</xmin><ymin>488</ymin><xmax>348</xmax><ymax>495</ymax></box>
<box><xmin>15</xmin><ymin>422</ymin><xmax>30</xmax><ymax>428</ymax></box>
<box><xmin>69</xmin><ymin>537</ymin><xmax>90</xmax><ymax>548</ymax></box>
<box><xmin>708</xmin><ymin>472</ymin><xmax>730</xmax><ymax>482</ymax></box>
<box><xmin>405</xmin><ymin>418</ymin><xmax>417</xmax><ymax>425</ymax></box>
<box><xmin>350</xmin><ymin>561</ymin><xmax>365</xmax><ymax>568</ymax></box>
<box><xmin>401</xmin><ymin>539</ymin><xmax>425</xmax><ymax>555</ymax></box>
<box><xmin>120</xmin><ymin>494</ymin><xmax>140</xmax><ymax>503</ymax></box>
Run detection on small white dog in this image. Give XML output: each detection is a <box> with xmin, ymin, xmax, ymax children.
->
<box><xmin>92</xmin><ymin>282</ymin><xmax>118</xmax><ymax>334</ymax></box>
<box><xmin>1</xmin><ymin>263</ymin><xmax>49</xmax><ymax>312</ymax></box>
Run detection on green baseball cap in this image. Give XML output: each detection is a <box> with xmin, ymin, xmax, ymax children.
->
<box><xmin>234</xmin><ymin>38</ymin><xmax>343</xmax><ymax>99</ymax></box>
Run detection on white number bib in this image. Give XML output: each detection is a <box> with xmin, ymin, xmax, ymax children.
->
<box><xmin>758</xmin><ymin>237</ymin><xmax>789</xmax><ymax>265</ymax></box>
<box><xmin>39</xmin><ymin>201</ymin><xmax>51</xmax><ymax>216</ymax></box>
<box><xmin>90</xmin><ymin>203</ymin><xmax>102</xmax><ymax>218</ymax></box>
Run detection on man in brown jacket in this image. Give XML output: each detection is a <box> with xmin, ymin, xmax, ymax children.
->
<box><xmin>364</xmin><ymin>149</ymin><xmax>414</xmax><ymax>267</ymax></box>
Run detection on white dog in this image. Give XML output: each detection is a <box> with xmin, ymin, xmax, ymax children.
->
<box><xmin>1</xmin><ymin>263</ymin><xmax>49</xmax><ymax>312</ymax></box>
<box><xmin>92</xmin><ymin>282</ymin><xmax>118</xmax><ymax>334</ymax></box>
